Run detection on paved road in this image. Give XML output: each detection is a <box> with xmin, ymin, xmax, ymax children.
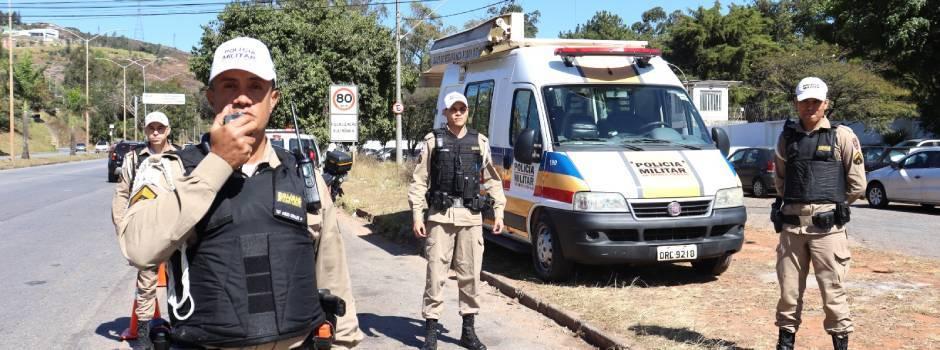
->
<box><xmin>0</xmin><ymin>159</ymin><xmax>589</xmax><ymax>349</ymax></box>
<box><xmin>744</xmin><ymin>196</ymin><xmax>940</xmax><ymax>258</ymax></box>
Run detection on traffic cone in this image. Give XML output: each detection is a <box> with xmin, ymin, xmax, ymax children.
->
<box><xmin>158</xmin><ymin>262</ymin><xmax>167</xmax><ymax>287</ymax></box>
<box><xmin>120</xmin><ymin>266</ymin><xmax>166</xmax><ymax>341</ymax></box>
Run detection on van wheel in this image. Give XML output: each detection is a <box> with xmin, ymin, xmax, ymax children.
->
<box><xmin>866</xmin><ymin>183</ymin><xmax>889</xmax><ymax>208</ymax></box>
<box><xmin>531</xmin><ymin>215</ymin><xmax>573</xmax><ymax>282</ymax></box>
<box><xmin>692</xmin><ymin>254</ymin><xmax>733</xmax><ymax>276</ymax></box>
<box><xmin>751</xmin><ymin>179</ymin><xmax>768</xmax><ymax>198</ymax></box>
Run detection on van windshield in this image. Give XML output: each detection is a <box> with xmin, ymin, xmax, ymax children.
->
<box><xmin>543</xmin><ymin>85</ymin><xmax>712</xmax><ymax>148</ymax></box>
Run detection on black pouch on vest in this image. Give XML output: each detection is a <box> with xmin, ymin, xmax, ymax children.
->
<box><xmin>812</xmin><ymin>211</ymin><xmax>836</xmax><ymax>231</ymax></box>
<box><xmin>771</xmin><ymin>198</ymin><xmax>784</xmax><ymax>233</ymax></box>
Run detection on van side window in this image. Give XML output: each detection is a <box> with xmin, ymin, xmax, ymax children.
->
<box><xmin>465</xmin><ymin>80</ymin><xmax>495</xmax><ymax>135</ymax></box>
<box><xmin>510</xmin><ymin>89</ymin><xmax>542</xmax><ymax>145</ymax></box>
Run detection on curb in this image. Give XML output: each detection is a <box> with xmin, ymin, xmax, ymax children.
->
<box><xmin>480</xmin><ymin>271</ymin><xmax>635</xmax><ymax>350</ymax></box>
<box><xmin>352</xmin><ymin>208</ymin><xmax>635</xmax><ymax>350</ymax></box>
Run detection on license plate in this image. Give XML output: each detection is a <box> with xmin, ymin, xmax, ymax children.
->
<box><xmin>656</xmin><ymin>244</ymin><xmax>698</xmax><ymax>261</ymax></box>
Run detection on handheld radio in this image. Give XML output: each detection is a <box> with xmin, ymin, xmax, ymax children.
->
<box><xmin>290</xmin><ymin>102</ymin><xmax>322</xmax><ymax>212</ymax></box>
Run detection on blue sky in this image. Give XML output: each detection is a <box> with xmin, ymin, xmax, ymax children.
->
<box><xmin>11</xmin><ymin>0</ymin><xmax>739</xmax><ymax>53</ymax></box>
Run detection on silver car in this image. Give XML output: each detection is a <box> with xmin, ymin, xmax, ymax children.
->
<box><xmin>866</xmin><ymin>147</ymin><xmax>940</xmax><ymax>209</ymax></box>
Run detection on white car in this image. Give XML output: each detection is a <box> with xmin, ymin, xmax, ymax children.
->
<box><xmin>94</xmin><ymin>141</ymin><xmax>109</xmax><ymax>153</ymax></box>
<box><xmin>866</xmin><ymin>147</ymin><xmax>940</xmax><ymax>209</ymax></box>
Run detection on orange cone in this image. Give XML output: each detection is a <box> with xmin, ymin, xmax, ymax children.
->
<box><xmin>120</xmin><ymin>265</ymin><xmax>166</xmax><ymax>341</ymax></box>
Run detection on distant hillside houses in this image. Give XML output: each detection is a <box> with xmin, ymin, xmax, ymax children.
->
<box><xmin>1</xmin><ymin>27</ymin><xmax>61</xmax><ymax>49</ymax></box>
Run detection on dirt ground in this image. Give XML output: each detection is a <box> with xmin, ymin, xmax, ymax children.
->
<box><xmin>482</xmin><ymin>226</ymin><xmax>940</xmax><ymax>350</ymax></box>
<box><xmin>338</xmin><ymin>159</ymin><xmax>940</xmax><ymax>350</ymax></box>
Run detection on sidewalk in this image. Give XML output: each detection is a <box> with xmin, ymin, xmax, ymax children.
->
<box><xmin>337</xmin><ymin>211</ymin><xmax>592</xmax><ymax>350</ymax></box>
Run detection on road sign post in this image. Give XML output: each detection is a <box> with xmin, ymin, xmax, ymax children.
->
<box><xmin>329</xmin><ymin>85</ymin><xmax>359</xmax><ymax>143</ymax></box>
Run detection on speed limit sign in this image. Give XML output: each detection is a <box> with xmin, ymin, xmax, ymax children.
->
<box><xmin>392</xmin><ymin>102</ymin><xmax>404</xmax><ymax>114</ymax></box>
<box><xmin>329</xmin><ymin>85</ymin><xmax>358</xmax><ymax>115</ymax></box>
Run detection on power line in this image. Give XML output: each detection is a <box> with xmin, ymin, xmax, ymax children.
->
<box><xmin>403</xmin><ymin>0</ymin><xmax>508</xmax><ymax>21</ymax></box>
<box><xmin>16</xmin><ymin>0</ymin><xmax>439</xmax><ymax>15</ymax></box>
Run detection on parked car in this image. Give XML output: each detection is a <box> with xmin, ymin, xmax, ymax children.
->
<box><xmin>75</xmin><ymin>143</ymin><xmax>87</xmax><ymax>153</ymax></box>
<box><xmin>265</xmin><ymin>129</ymin><xmax>323</xmax><ymax>166</ymax></box>
<box><xmin>107</xmin><ymin>141</ymin><xmax>144</xmax><ymax>183</ymax></box>
<box><xmin>727</xmin><ymin>147</ymin><xmax>776</xmax><ymax>197</ymax></box>
<box><xmin>866</xmin><ymin>147</ymin><xmax>940</xmax><ymax>209</ymax></box>
<box><xmin>893</xmin><ymin>139</ymin><xmax>940</xmax><ymax>148</ymax></box>
<box><xmin>862</xmin><ymin>146</ymin><xmax>910</xmax><ymax>172</ymax></box>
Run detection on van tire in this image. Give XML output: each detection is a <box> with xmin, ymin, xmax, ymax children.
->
<box><xmin>692</xmin><ymin>254</ymin><xmax>732</xmax><ymax>276</ymax></box>
<box><xmin>531</xmin><ymin>214</ymin><xmax>573</xmax><ymax>282</ymax></box>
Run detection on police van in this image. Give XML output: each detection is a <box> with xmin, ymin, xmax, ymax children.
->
<box><xmin>428</xmin><ymin>13</ymin><xmax>746</xmax><ymax>281</ymax></box>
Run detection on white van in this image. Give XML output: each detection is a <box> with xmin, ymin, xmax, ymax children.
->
<box><xmin>265</xmin><ymin>129</ymin><xmax>323</xmax><ymax>166</ymax></box>
<box><xmin>429</xmin><ymin>13</ymin><xmax>746</xmax><ymax>281</ymax></box>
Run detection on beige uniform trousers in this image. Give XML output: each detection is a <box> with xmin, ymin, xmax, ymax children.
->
<box><xmin>775</xmin><ymin>228</ymin><xmax>853</xmax><ymax>334</ymax></box>
<box><xmin>422</xmin><ymin>222</ymin><xmax>484</xmax><ymax>320</ymax></box>
<box><xmin>135</xmin><ymin>266</ymin><xmax>159</xmax><ymax>321</ymax></box>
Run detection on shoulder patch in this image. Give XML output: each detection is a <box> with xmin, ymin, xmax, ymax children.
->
<box><xmin>853</xmin><ymin>151</ymin><xmax>863</xmax><ymax>165</ymax></box>
<box><xmin>129</xmin><ymin>185</ymin><xmax>158</xmax><ymax>206</ymax></box>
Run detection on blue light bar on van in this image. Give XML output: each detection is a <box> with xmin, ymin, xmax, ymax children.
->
<box><xmin>554</xmin><ymin>47</ymin><xmax>662</xmax><ymax>57</ymax></box>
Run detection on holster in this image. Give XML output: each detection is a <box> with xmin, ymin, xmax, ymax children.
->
<box><xmin>467</xmin><ymin>195</ymin><xmax>495</xmax><ymax>212</ymax></box>
<box><xmin>427</xmin><ymin>191</ymin><xmax>454</xmax><ymax>211</ymax></box>
<box><xmin>770</xmin><ymin>198</ymin><xmax>784</xmax><ymax>233</ymax></box>
<box><xmin>812</xmin><ymin>211</ymin><xmax>836</xmax><ymax>231</ymax></box>
<box><xmin>835</xmin><ymin>202</ymin><xmax>851</xmax><ymax>226</ymax></box>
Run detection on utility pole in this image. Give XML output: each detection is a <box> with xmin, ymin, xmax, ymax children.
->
<box><xmin>96</xmin><ymin>57</ymin><xmax>134</xmax><ymax>140</ymax></box>
<box><xmin>51</xmin><ymin>25</ymin><xmax>122</xmax><ymax>148</ymax></box>
<box><xmin>129</xmin><ymin>57</ymin><xmax>169</xmax><ymax>118</ymax></box>
<box><xmin>133</xmin><ymin>96</ymin><xmax>138</xmax><ymax>140</ymax></box>
<box><xmin>394</xmin><ymin>0</ymin><xmax>403</xmax><ymax>165</ymax></box>
<box><xmin>7</xmin><ymin>0</ymin><xmax>14</xmax><ymax>162</ymax></box>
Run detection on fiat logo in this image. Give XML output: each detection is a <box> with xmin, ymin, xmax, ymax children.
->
<box><xmin>667</xmin><ymin>201</ymin><xmax>682</xmax><ymax>217</ymax></box>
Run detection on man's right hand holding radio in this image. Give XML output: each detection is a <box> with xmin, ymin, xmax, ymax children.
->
<box><xmin>210</xmin><ymin>107</ymin><xmax>258</xmax><ymax>169</ymax></box>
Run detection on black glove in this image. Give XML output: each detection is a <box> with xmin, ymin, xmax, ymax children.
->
<box><xmin>771</xmin><ymin>198</ymin><xmax>784</xmax><ymax>233</ymax></box>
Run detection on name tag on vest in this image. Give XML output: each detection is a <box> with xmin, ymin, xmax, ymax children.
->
<box><xmin>274</xmin><ymin>191</ymin><xmax>305</xmax><ymax>224</ymax></box>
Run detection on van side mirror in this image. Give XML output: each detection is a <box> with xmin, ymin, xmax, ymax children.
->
<box><xmin>712</xmin><ymin>127</ymin><xmax>730</xmax><ymax>157</ymax></box>
<box><xmin>513</xmin><ymin>128</ymin><xmax>541</xmax><ymax>164</ymax></box>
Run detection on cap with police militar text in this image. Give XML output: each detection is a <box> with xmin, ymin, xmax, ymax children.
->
<box><xmin>144</xmin><ymin>111</ymin><xmax>170</xmax><ymax>127</ymax></box>
<box><xmin>795</xmin><ymin>77</ymin><xmax>827</xmax><ymax>101</ymax></box>
<box><xmin>209</xmin><ymin>37</ymin><xmax>277</xmax><ymax>85</ymax></box>
<box><xmin>444</xmin><ymin>91</ymin><xmax>468</xmax><ymax>109</ymax></box>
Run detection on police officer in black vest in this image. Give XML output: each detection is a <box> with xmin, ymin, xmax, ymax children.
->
<box><xmin>772</xmin><ymin>77</ymin><xmax>866</xmax><ymax>350</ymax></box>
<box><xmin>409</xmin><ymin>91</ymin><xmax>507</xmax><ymax>350</ymax></box>
<box><xmin>116</xmin><ymin>37</ymin><xmax>356</xmax><ymax>349</ymax></box>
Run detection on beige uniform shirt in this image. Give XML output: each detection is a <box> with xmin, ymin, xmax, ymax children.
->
<box><xmin>112</xmin><ymin>145</ymin><xmax>177</xmax><ymax>228</ymax></box>
<box><xmin>774</xmin><ymin>118</ymin><xmax>866</xmax><ymax>234</ymax></box>
<box><xmin>408</xmin><ymin>127</ymin><xmax>507</xmax><ymax>227</ymax></box>
<box><xmin>116</xmin><ymin>141</ymin><xmax>333</xmax><ymax>268</ymax></box>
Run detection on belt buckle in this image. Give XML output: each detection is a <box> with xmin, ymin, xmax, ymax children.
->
<box><xmin>450</xmin><ymin>196</ymin><xmax>465</xmax><ymax>208</ymax></box>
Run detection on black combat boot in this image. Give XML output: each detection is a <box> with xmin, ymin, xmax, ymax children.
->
<box><xmin>459</xmin><ymin>314</ymin><xmax>487</xmax><ymax>350</ymax></box>
<box><xmin>136</xmin><ymin>320</ymin><xmax>153</xmax><ymax>350</ymax></box>
<box><xmin>832</xmin><ymin>333</ymin><xmax>849</xmax><ymax>350</ymax></box>
<box><xmin>776</xmin><ymin>328</ymin><xmax>795</xmax><ymax>350</ymax></box>
<box><xmin>421</xmin><ymin>319</ymin><xmax>438</xmax><ymax>350</ymax></box>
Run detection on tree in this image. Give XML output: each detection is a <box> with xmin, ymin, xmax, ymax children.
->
<box><xmin>748</xmin><ymin>43</ymin><xmax>917</xmax><ymax>129</ymax></box>
<box><xmin>560</xmin><ymin>11</ymin><xmax>640</xmax><ymax>40</ymax></box>
<box><xmin>828</xmin><ymin>0</ymin><xmax>940</xmax><ymax>134</ymax></box>
<box><xmin>12</xmin><ymin>52</ymin><xmax>50</xmax><ymax>159</ymax></box>
<box><xmin>190</xmin><ymin>0</ymin><xmax>398</xmax><ymax>144</ymax></box>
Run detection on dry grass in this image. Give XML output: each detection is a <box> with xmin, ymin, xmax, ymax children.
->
<box><xmin>0</xmin><ymin>153</ymin><xmax>105</xmax><ymax>170</ymax></box>
<box><xmin>341</xmin><ymin>162</ymin><xmax>940</xmax><ymax>349</ymax></box>
<box><xmin>335</xmin><ymin>156</ymin><xmax>416</xmax><ymax>241</ymax></box>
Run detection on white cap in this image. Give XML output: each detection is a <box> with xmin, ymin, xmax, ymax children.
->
<box><xmin>444</xmin><ymin>91</ymin><xmax>468</xmax><ymax>109</ymax></box>
<box><xmin>795</xmin><ymin>77</ymin><xmax>827</xmax><ymax>101</ymax></box>
<box><xmin>144</xmin><ymin>111</ymin><xmax>169</xmax><ymax>127</ymax></box>
<box><xmin>208</xmin><ymin>37</ymin><xmax>276</xmax><ymax>85</ymax></box>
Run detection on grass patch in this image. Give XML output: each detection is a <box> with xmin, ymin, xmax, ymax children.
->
<box><xmin>335</xmin><ymin>156</ymin><xmax>416</xmax><ymax>242</ymax></box>
<box><xmin>1</xmin><ymin>114</ymin><xmax>60</xmax><ymax>156</ymax></box>
<box><xmin>0</xmin><ymin>152</ymin><xmax>104</xmax><ymax>170</ymax></box>
<box><xmin>340</xmin><ymin>161</ymin><xmax>940</xmax><ymax>349</ymax></box>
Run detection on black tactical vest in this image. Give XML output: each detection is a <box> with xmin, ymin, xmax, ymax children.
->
<box><xmin>168</xmin><ymin>146</ymin><xmax>324</xmax><ymax>348</ymax></box>
<box><xmin>429</xmin><ymin>128</ymin><xmax>483</xmax><ymax>198</ymax></box>
<box><xmin>782</xmin><ymin>122</ymin><xmax>847</xmax><ymax>204</ymax></box>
